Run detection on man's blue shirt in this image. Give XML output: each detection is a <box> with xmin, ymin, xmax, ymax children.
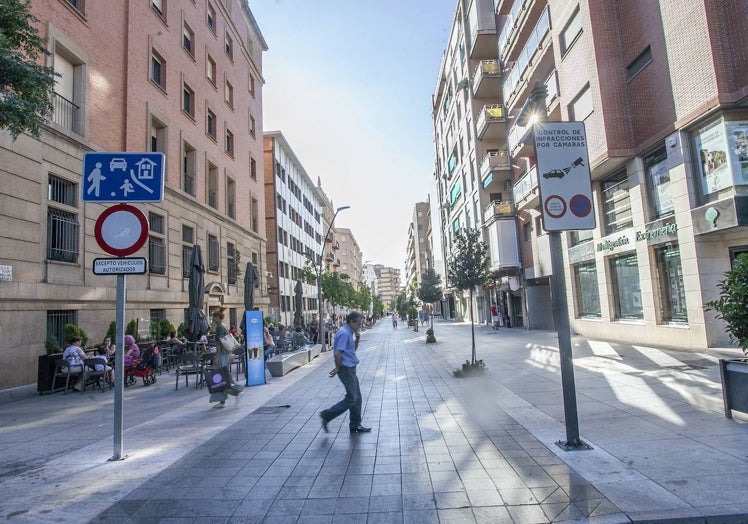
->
<box><xmin>334</xmin><ymin>324</ymin><xmax>359</xmax><ymax>367</ymax></box>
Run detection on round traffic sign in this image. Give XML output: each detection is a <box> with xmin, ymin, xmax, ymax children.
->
<box><xmin>569</xmin><ymin>194</ymin><xmax>592</xmax><ymax>217</ymax></box>
<box><xmin>544</xmin><ymin>195</ymin><xmax>567</xmax><ymax>219</ymax></box>
<box><xmin>94</xmin><ymin>204</ymin><xmax>149</xmax><ymax>257</ymax></box>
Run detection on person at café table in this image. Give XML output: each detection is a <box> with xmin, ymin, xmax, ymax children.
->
<box><xmin>101</xmin><ymin>337</ymin><xmax>115</xmax><ymax>358</ymax></box>
<box><xmin>62</xmin><ymin>336</ymin><xmax>86</xmax><ymax>391</ymax></box>
<box><xmin>123</xmin><ymin>335</ymin><xmax>140</xmax><ymax>367</ymax></box>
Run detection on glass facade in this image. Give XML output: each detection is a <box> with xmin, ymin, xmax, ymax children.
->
<box><xmin>601</xmin><ymin>171</ymin><xmax>632</xmax><ymax>235</ymax></box>
<box><xmin>573</xmin><ymin>262</ymin><xmax>601</xmax><ymax>318</ymax></box>
<box><xmin>646</xmin><ymin>148</ymin><xmax>673</xmax><ymax>218</ymax></box>
<box><xmin>610</xmin><ymin>253</ymin><xmax>643</xmax><ymax>320</ymax></box>
<box><xmin>655</xmin><ymin>244</ymin><xmax>687</xmax><ymax>323</ymax></box>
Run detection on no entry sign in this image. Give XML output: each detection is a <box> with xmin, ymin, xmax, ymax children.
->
<box><xmin>534</xmin><ymin>122</ymin><xmax>596</xmax><ymax>231</ymax></box>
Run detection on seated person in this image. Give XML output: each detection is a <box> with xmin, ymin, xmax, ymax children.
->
<box><xmin>62</xmin><ymin>336</ymin><xmax>86</xmax><ymax>391</ymax></box>
<box><xmin>167</xmin><ymin>331</ymin><xmax>182</xmax><ymax>345</ymax></box>
<box><xmin>123</xmin><ymin>335</ymin><xmax>140</xmax><ymax>367</ymax></box>
<box><xmin>101</xmin><ymin>337</ymin><xmax>116</xmax><ymax>358</ymax></box>
<box><xmin>263</xmin><ymin>327</ymin><xmax>276</xmax><ymax>360</ymax></box>
<box><xmin>292</xmin><ymin>326</ymin><xmax>307</xmax><ymax>349</ymax></box>
<box><xmin>92</xmin><ymin>347</ymin><xmax>113</xmax><ymax>384</ymax></box>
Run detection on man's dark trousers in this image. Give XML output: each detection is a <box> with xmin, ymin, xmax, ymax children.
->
<box><xmin>320</xmin><ymin>366</ymin><xmax>362</xmax><ymax>430</ymax></box>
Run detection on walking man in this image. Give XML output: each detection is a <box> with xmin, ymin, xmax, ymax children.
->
<box><xmin>320</xmin><ymin>311</ymin><xmax>371</xmax><ymax>434</ymax></box>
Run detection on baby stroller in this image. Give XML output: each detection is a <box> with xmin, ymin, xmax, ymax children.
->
<box><xmin>125</xmin><ymin>343</ymin><xmax>160</xmax><ymax>387</ymax></box>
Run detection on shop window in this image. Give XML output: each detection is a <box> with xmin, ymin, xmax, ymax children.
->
<box><xmin>569</xmin><ymin>230</ymin><xmax>593</xmax><ymax>246</ymax></box>
<box><xmin>573</xmin><ymin>262</ymin><xmax>601</xmax><ymax>318</ymax></box>
<box><xmin>609</xmin><ymin>253</ymin><xmax>643</xmax><ymax>320</ymax></box>
<box><xmin>601</xmin><ymin>170</ymin><xmax>632</xmax><ymax>235</ymax></box>
<box><xmin>655</xmin><ymin>244</ymin><xmax>687</xmax><ymax>323</ymax></box>
<box><xmin>646</xmin><ymin>148</ymin><xmax>673</xmax><ymax>218</ymax></box>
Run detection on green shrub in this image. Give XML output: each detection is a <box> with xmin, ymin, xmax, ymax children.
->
<box><xmin>706</xmin><ymin>253</ymin><xmax>748</xmax><ymax>356</ymax></box>
<box><xmin>126</xmin><ymin>319</ymin><xmax>138</xmax><ymax>339</ymax></box>
<box><xmin>63</xmin><ymin>323</ymin><xmax>88</xmax><ymax>348</ymax></box>
<box><xmin>45</xmin><ymin>335</ymin><xmax>62</xmax><ymax>354</ymax></box>
<box><xmin>105</xmin><ymin>321</ymin><xmax>116</xmax><ymax>341</ymax></box>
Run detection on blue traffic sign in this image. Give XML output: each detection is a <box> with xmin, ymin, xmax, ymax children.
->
<box><xmin>82</xmin><ymin>152</ymin><xmax>165</xmax><ymax>202</ymax></box>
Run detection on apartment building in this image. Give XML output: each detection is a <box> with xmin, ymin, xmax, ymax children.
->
<box><xmin>0</xmin><ymin>0</ymin><xmax>267</xmax><ymax>389</ymax></box>
<box><xmin>498</xmin><ymin>0</ymin><xmax>748</xmax><ymax>349</ymax></box>
<box><xmin>404</xmin><ymin>202</ymin><xmax>434</xmax><ymax>291</ymax></box>
<box><xmin>432</xmin><ymin>0</ymin><xmax>521</xmax><ymax>326</ymax></box>
<box><xmin>263</xmin><ymin>132</ymin><xmax>325</xmax><ymax>326</ymax></box>
<box><xmin>335</xmin><ymin>228</ymin><xmax>363</xmax><ymax>288</ymax></box>
<box><xmin>373</xmin><ymin>265</ymin><xmax>402</xmax><ymax>308</ymax></box>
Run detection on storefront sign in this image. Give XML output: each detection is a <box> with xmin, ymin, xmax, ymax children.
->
<box><xmin>596</xmin><ymin>230</ymin><xmax>635</xmax><ymax>254</ymax></box>
<box><xmin>635</xmin><ymin>222</ymin><xmax>678</xmax><ymax>243</ymax></box>
<box><xmin>692</xmin><ymin>196</ymin><xmax>748</xmax><ymax>235</ymax></box>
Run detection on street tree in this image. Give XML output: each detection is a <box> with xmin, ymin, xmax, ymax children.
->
<box><xmin>372</xmin><ymin>295</ymin><xmax>385</xmax><ymax>317</ymax></box>
<box><xmin>417</xmin><ymin>268</ymin><xmax>443</xmax><ymax>341</ymax></box>
<box><xmin>0</xmin><ymin>0</ymin><xmax>57</xmax><ymax>139</ymax></box>
<box><xmin>447</xmin><ymin>228</ymin><xmax>491</xmax><ymax>367</ymax></box>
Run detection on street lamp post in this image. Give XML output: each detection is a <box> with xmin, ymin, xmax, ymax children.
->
<box><xmin>317</xmin><ymin>205</ymin><xmax>349</xmax><ymax>352</ymax></box>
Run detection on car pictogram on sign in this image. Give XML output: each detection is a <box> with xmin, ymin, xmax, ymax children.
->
<box><xmin>543</xmin><ymin>169</ymin><xmax>566</xmax><ymax>179</ymax></box>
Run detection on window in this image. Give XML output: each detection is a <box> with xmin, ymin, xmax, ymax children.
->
<box><xmin>47</xmin><ymin>310</ymin><xmax>76</xmax><ymax>348</ymax></box>
<box><xmin>183</xmin><ymin>141</ymin><xmax>196</xmax><ymax>196</ymax></box>
<box><xmin>206</xmin><ymin>108</ymin><xmax>216</xmax><ymax>139</ymax></box>
<box><xmin>610</xmin><ymin>253</ymin><xmax>643</xmax><ymax>320</ymax></box>
<box><xmin>183</xmin><ymin>22</ymin><xmax>194</xmax><ymax>56</ymax></box>
<box><xmin>182</xmin><ymin>83</ymin><xmax>194</xmax><ymax>117</ymax></box>
<box><xmin>151</xmin><ymin>50</ymin><xmax>166</xmax><ymax>89</ymax></box>
<box><xmin>569</xmin><ymin>230</ymin><xmax>593</xmax><ymax>246</ymax></box>
<box><xmin>207</xmin><ymin>162</ymin><xmax>218</xmax><ymax>209</ymax></box>
<box><xmin>52</xmin><ymin>47</ymin><xmax>82</xmax><ymax>134</ymax></box>
<box><xmin>523</xmin><ymin>222</ymin><xmax>532</xmax><ymax>241</ymax></box>
<box><xmin>150</xmin><ymin>116</ymin><xmax>166</xmax><ymax>153</ymax></box>
<box><xmin>148</xmin><ymin>212</ymin><xmax>166</xmax><ymax>274</ymax></box>
<box><xmin>568</xmin><ymin>84</ymin><xmax>593</xmax><ymax>121</ymax></box>
<box><xmin>655</xmin><ymin>244</ymin><xmax>687</xmax><ymax>323</ymax></box>
<box><xmin>208</xmin><ymin>234</ymin><xmax>219</xmax><ymax>271</ymax></box>
<box><xmin>227</xmin><ymin>242</ymin><xmax>237</xmax><ymax>284</ymax></box>
<box><xmin>152</xmin><ymin>0</ymin><xmax>165</xmax><ymax>18</ymax></box>
<box><xmin>627</xmin><ymin>46</ymin><xmax>652</xmax><ymax>81</ymax></box>
<box><xmin>645</xmin><ymin>148</ymin><xmax>673</xmax><ymax>218</ymax></box>
<box><xmin>225</xmin><ymin>32</ymin><xmax>233</xmax><ymax>60</ymax></box>
<box><xmin>251</xmin><ymin>196</ymin><xmax>258</xmax><ymax>232</ymax></box>
<box><xmin>182</xmin><ymin>226</ymin><xmax>194</xmax><ymax>278</ymax></box>
<box><xmin>560</xmin><ymin>6</ymin><xmax>582</xmax><ymax>55</ymax></box>
<box><xmin>65</xmin><ymin>0</ymin><xmax>84</xmax><ymax>14</ymax></box>
<box><xmin>249</xmin><ymin>114</ymin><xmax>256</xmax><ymax>138</ymax></box>
<box><xmin>573</xmin><ymin>262</ymin><xmax>601</xmax><ymax>317</ymax></box>
<box><xmin>224</xmin><ymin>79</ymin><xmax>233</xmax><ymax>108</ymax></box>
<box><xmin>225</xmin><ymin>128</ymin><xmax>234</xmax><ymax>156</ymax></box>
<box><xmin>250</xmin><ymin>157</ymin><xmax>257</xmax><ymax>180</ymax></box>
<box><xmin>47</xmin><ymin>175</ymin><xmax>79</xmax><ymax>263</ymax></box>
<box><xmin>226</xmin><ymin>177</ymin><xmax>235</xmax><ymax>218</ymax></box>
<box><xmin>206</xmin><ymin>55</ymin><xmax>216</xmax><ymax>86</ymax></box>
<box><xmin>601</xmin><ymin>170</ymin><xmax>632</xmax><ymax>235</ymax></box>
<box><xmin>249</xmin><ymin>74</ymin><xmax>255</xmax><ymax>97</ymax></box>
<box><xmin>207</xmin><ymin>3</ymin><xmax>216</xmax><ymax>33</ymax></box>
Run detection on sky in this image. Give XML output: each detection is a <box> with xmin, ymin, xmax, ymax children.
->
<box><xmin>249</xmin><ymin>0</ymin><xmax>456</xmax><ymax>275</ymax></box>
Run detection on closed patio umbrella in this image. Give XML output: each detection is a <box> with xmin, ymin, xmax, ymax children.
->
<box><xmin>239</xmin><ymin>261</ymin><xmax>259</xmax><ymax>334</ymax></box>
<box><xmin>183</xmin><ymin>245</ymin><xmax>210</xmax><ymax>347</ymax></box>
<box><xmin>293</xmin><ymin>279</ymin><xmax>304</xmax><ymax>328</ymax></box>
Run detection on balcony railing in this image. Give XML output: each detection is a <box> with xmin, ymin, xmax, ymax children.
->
<box><xmin>513</xmin><ymin>166</ymin><xmax>538</xmax><ymax>203</ymax></box>
<box><xmin>476</xmin><ymin>105</ymin><xmax>506</xmax><ymax>139</ymax></box>
<box><xmin>502</xmin><ymin>6</ymin><xmax>551</xmax><ymax>103</ymax></box>
<box><xmin>483</xmin><ymin>200</ymin><xmax>516</xmax><ymax>222</ymax></box>
<box><xmin>479</xmin><ymin>151</ymin><xmax>511</xmax><ymax>176</ymax></box>
<box><xmin>51</xmin><ymin>92</ymin><xmax>80</xmax><ymax>134</ymax></box>
<box><xmin>325</xmin><ymin>252</ymin><xmax>334</xmax><ymax>261</ymax></box>
<box><xmin>332</xmin><ymin>241</ymin><xmax>340</xmax><ymax>250</ymax></box>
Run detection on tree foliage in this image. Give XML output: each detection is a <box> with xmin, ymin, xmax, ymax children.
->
<box><xmin>0</xmin><ymin>0</ymin><xmax>57</xmax><ymax>139</ymax></box>
<box><xmin>447</xmin><ymin>229</ymin><xmax>491</xmax><ymax>364</ymax></box>
<box><xmin>706</xmin><ymin>253</ymin><xmax>748</xmax><ymax>355</ymax></box>
<box><xmin>372</xmin><ymin>295</ymin><xmax>385</xmax><ymax>317</ymax></box>
<box><xmin>418</xmin><ymin>268</ymin><xmax>444</xmax><ymax>305</ymax></box>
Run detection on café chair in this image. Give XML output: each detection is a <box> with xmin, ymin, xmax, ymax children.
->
<box><xmin>52</xmin><ymin>358</ymin><xmax>81</xmax><ymax>394</ymax></box>
<box><xmin>174</xmin><ymin>352</ymin><xmax>200</xmax><ymax>390</ymax></box>
<box><xmin>81</xmin><ymin>358</ymin><xmax>108</xmax><ymax>393</ymax></box>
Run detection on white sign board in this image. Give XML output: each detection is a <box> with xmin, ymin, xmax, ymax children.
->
<box><xmin>93</xmin><ymin>257</ymin><xmax>147</xmax><ymax>275</ymax></box>
<box><xmin>0</xmin><ymin>265</ymin><xmax>12</xmax><ymax>281</ymax></box>
<box><xmin>534</xmin><ymin>122</ymin><xmax>596</xmax><ymax>231</ymax></box>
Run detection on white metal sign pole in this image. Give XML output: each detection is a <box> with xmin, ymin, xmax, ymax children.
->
<box><xmin>110</xmin><ymin>274</ymin><xmax>126</xmax><ymax>461</ymax></box>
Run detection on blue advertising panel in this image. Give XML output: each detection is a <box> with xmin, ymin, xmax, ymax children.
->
<box><xmin>82</xmin><ymin>152</ymin><xmax>165</xmax><ymax>202</ymax></box>
<box><xmin>244</xmin><ymin>311</ymin><xmax>265</xmax><ymax>386</ymax></box>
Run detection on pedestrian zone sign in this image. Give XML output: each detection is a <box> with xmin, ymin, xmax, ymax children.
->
<box><xmin>534</xmin><ymin>122</ymin><xmax>596</xmax><ymax>231</ymax></box>
<box><xmin>82</xmin><ymin>152</ymin><xmax>165</xmax><ymax>203</ymax></box>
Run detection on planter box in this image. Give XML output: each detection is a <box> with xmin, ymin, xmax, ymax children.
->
<box><xmin>719</xmin><ymin>358</ymin><xmax>748</xmax><ymax>418</ymax></box>
<box><xmin>37</xmin><ymin>354</ymin><xmax>63</xmax><ymax>394</ymax></box>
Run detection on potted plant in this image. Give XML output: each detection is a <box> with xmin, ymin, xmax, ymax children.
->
<box><xmin>705</xmin><ymin>253</ymin><xmax>748</xmax><ymax>418</ymax></box>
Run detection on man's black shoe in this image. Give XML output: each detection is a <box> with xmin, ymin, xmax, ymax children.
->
<box><xmin>320</xmin><ymin>413</ymin><xmax>329</xmax><ymax>433</ymax></box>
<box><xmin>350</xmin><ymin>425</ymin><xmax>371</xmax><ymax>433</ymax></box>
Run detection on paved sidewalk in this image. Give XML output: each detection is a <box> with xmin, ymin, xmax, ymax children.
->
<box><xmin>2</xmin><ymin>320</ymin><xmax>748</xmax><ymax>523</ymax></box>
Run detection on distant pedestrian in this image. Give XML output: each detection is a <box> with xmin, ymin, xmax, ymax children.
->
<box><xmin>490</xmin><ymin>303</ymin><xmax>500</xmax><ymax>330</ymax></box>
<box><xmin>320</xmin><ymin>311</ymin><xmax>371</xmax><ymax>434</ymax></box>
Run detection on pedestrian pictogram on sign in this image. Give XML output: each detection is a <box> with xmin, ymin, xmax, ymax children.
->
<box><xmin>82</xmin><ymin>152</ymin><xmax>165</xmax><ymax>203</ymax></box>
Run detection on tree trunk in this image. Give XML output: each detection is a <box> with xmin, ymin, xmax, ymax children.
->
<box><xmin>469</xmin><ymin>288</ymin><xmax>476</xmax><ymax>364</ymax></box>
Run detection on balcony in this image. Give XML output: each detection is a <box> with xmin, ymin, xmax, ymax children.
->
<box><xmin>467</xmin><ymin>0</ymin><xmax>499</xmax><ymax>60</ymax></box>
<box><xmin>512</xmin><ymin>166</ymin><xmax>539</xmax><ymax>209</ymax></box>
<box><xmin>483</xmin><ymin>200</ymin><xmax>516</xmax><ymax>223</ymax></box>
<box><xmin>325</xmin><ymin>231</ymin><xmax>334</xmax><ymax>243</ymax></box>
<box><xmin>332</xmin><ymin>240</ymin><xmax>340</xmax><ymax>251</ymax></box>
<box><xmin>476</xmin><ymin>105</ymin><xmax>506</xmax><ymax>141</ymax></box>
<box><xmin>479</xmin><ymin>150</ymin><xmax>510</xmax><ymax>180</ymax></box>
<box><xmin>51</xmin><ymin>92</ymin><xmax>81</xmax><ymax>134</ymax></box>
<box><xmin>472</xmin><ymin>60</ymin><xmax>502</xmax><ymax>100</ymax></box>
<box><xmin>333</xmin><ymin>258</ymin><xmax>341</xmax><ymax>267</ymax></box>
<box><xmin>325</xmin><ymin>252</ymin><xmax>335</xmax><ymax>262</ymax></box>
<box><xmin>484</xmin><ymin>217</ymin><xmax>520</xmax><ymax>271</ymax></box>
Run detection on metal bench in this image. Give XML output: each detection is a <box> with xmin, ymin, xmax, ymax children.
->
<box><xmin>266</xmin><ymin>344</ymin><xmax>322</xmax><ymax>377</ymax></box>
